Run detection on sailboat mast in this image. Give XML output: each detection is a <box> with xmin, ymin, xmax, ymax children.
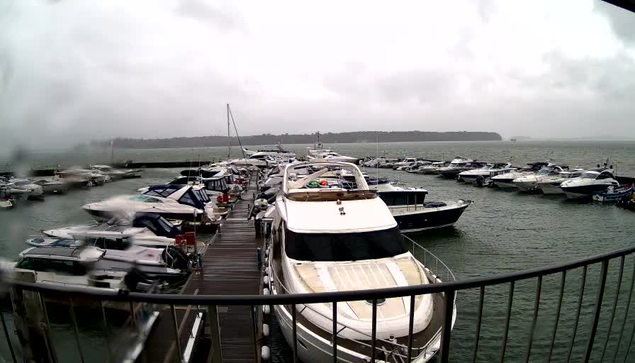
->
<box><xmin>227</xmin><ymin>103</ymin><xmax>231</xmax><ymax>159</ymax></box>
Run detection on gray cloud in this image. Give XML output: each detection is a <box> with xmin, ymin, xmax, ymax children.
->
<box><xmin>2</xmin><ymin>0</ymin><xmax>635</xmax><ymax>155</ymax></box>
<box><xmin>595</xmin><ymin>1</ymin><xmax>635</xmax><ymax>44</ymax></box>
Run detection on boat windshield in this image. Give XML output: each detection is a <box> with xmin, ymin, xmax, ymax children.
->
<box><xmin>284</xmin><ymin>226</ymin><xmax>406</xmax><ymax>262</ymax></box>
<box><xmin>580</xmin><ymin>172</ymin><xmax>598</xmax><ymax>179</ymax></box>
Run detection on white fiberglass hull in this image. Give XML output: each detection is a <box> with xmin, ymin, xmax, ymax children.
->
<box><xmin>514</xmin><ymin>181</ymin><xmax>537</xmax><ymax>192</ymax></box>
<box><xmin>274</xmin><ymin>303</ymin><xmax>443</xmax><ymax>363</ymax></box>
<box><xmin>537</xmin><ymin>182</ymin><xmax>564</xmax><ymax>195</ymax></box>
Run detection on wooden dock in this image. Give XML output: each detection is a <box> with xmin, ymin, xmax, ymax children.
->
<box><xmin>143</xmin><ymin>178</ymin><xmax>264</xmax><ymax>363</ymax></box>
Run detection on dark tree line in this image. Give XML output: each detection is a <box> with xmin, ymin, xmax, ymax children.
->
<box><xmin>92</xmin><ymin>131</ymin><xmax>502</xmax><ymax>149</ymax></box>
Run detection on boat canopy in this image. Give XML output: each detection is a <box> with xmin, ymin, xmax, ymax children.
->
<box><xmin>143</xmin><ymin>185</ymin><xmax>207</xmax><ymax>209</ymax></box>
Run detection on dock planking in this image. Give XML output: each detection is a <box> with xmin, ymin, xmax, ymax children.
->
<box><xmin>143</xmin><ymin>175</ymin><xmax>264</xmax><ymax>363</ymax></box>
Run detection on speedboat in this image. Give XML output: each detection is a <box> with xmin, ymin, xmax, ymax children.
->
<box><xmin>392</xmin><ymin>158</ymin><xmax>419</xmax><ymax>170</ymax></box>
<box><xmin>457</xmin><ymin>163</ymin><xmax>515</xmax><ymax>183</ymax></box>
<box><xmin>560</xmin><ymin>169</ymin><xmax>620</xmax><ymax>199</ymax></box>
<box><xmin>308</xmin><ymin>151</ymin><xmax>359</xmax><ymax>163</ymax></box>
<box><xmin>57</xmin><ymin>167</ymin><xmax>108</xmax><ymax>187</ymax></box>
<box><xmin>0</xmin><ymin>185</ymin><xmax>14</xmax><ymax>209</ymax></box>
<box><xmin>243</xmin><ymin>144</ymin><xmax>296</xmax><ymax>162</ymax></box>
<box><xmin>512</xmin><ymin>164</ymin><xmax>568</xmax><ymax>192</ymax></box>
<box><xmin>268</xmin><ymin>161</ymin><xmax>455</xmax><ymax>363</ymax></box>
<box><xmin>592</xmin><ymin>185</ymin><xmax>634</xmax><ymax>203</ymax></box>
<box><xmin>378</xmin><ymin>188</ymin><xmax>471</xmax><ymax>233</ymax></box>
<box><xmin>41</xmin><ymin>214</ymin><xmax>183</xmax><ymax>248</ymax></box>
<box><xmin>416</xmin><ymin>161</ymin><xmax>449</xmax><ymax>174</ymax></box>
<box><xmin>439</xmin><ymin>159</ymin><xmax>487</xmax><ymax>180</ymax></box>
<box><xmin>32</xmin><ymin>177</ymin><xmax>69</xmax><ymax>194</ymax></box>
<box><xmin>3</xmin><ymin>178</ymin><xmax>44</xmax><ymax>200</ymax></box>
<box><xmin>92</xmin><ymin>164</ymin><xmax>143</xmax><ymax>180</ymax></box>
<box><xmin>404</xmin><ymin>161</ymin><xmax>432</xmax><ymax>173</ymax></box>
<box><xmin>535</xmin><ymin>169</ymin><xmax>584</xmax><ymax>195</ymax></box>
<box><xmin>82</xmin><ymin>185</ymin><xmax>221</xmax><ymax>225</ymax></box>
<box><xmin>490</xmin><ymin>162</ymin><xmax>549</xmax><ymax>189</ymax></box>
<box><xmin>11</xmin><ymin>246</ymin><xmax>129</xmax><ymax>291</ymax></box>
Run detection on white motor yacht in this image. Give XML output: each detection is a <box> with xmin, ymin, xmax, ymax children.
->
<box><xmin>268</xmin><ymin>161</ymin><xmax>455</xmax><ymax>363</ymax></box>
<box><xmin>560</xmin><ymin>169</ymin><xmax>620</xmax><ymax>199</ymax></box>
<box><xmin>10</xmin><ymin>246</ymin><xmax>128</xmax><ymax>291</ymax></box>
<box><xmin>0</xmin><ymin>185</ymin><xmax>14</xmax><ymax>209</ymax></box>
<box><xmin>457</xmin><ymin>163</ymin><xmax>515</xmax><ymax>183</ymax></box>
<box><xmin>4</xmin><ymin>178</ymin><xmax>44</xmax><ymax>200</ymax></box>
<box><xmin>512</xmin><ymin>164</ymin><xmax>568</xmax><ymax>192</ymax></box>
<box><xmin>416</xmin><ymin>161</ymin><xmax>449</xmax><ymax>174</ymax></box>
<box><xmin>57</xmin><ymin>167</ymin><xmax>108</xmax><ymax>187</ymax></box>
<box><xmin>82</xmin><ymin>185</ymin><xmax>220</xmax><ymax>225</ymax></box>
<box><xmin>92</xmin><ymin>164</ymin><xmax>143</xmax><ymax>180</ymax></box>
<box><xmin>41</xmin><ymin>214</ymin><xmax>183</xmax><ymax>248</ymax></box>
<box><xmin>535</xmin><ymin>169</ymin><xmax>584</xmax><ymax>195</ymax></box>
<box><xmin>32</xmin><ymin>177</ymin><xmax>69</xmax><ymax>194</ymax></box>
<box><xmin>490</xmin><ymin>162</ymin><xmax>549</xmax><ymax>189</ymax></box>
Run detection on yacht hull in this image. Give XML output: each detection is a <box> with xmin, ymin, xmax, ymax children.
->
<box><xmin>491</xmin><ymin>179</ymin><xmax>517</xmax><ymax>189</ymax></box>
<box><xmin>538</xmin><ymin>182</ymin><xmax>564</xmax><ymax>195</ymax></box>
<box><xmin>83</xmin><ymin>208</ymin><xmax>202</xmax><ymax>222</ymax></box>
<box><xmin>561</xmin><ymin>185</ymin><xmax>612</xmax><ymax>199</ymax></box>
<box><xmin>514</xmin><ymin>181</ymin><xmax>537</xmax><ymax>193</ymax></box>
<box><xmin>391</xmin><ymin>203</ymin><xmax>470</xmax><ymax>233</ymax></box>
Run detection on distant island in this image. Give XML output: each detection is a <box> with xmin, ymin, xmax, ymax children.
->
<box><xmin>91</xmin><ymin>131</ymin><xmax>502</xmax><ymax>149</ymax></box>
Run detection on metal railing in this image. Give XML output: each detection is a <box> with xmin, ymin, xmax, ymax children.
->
<box><xmin>0</xmin><ymin>243</ymin><xmax>633</xmax><ymax>362</ymax></box>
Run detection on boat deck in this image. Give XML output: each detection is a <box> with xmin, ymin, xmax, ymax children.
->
<box><xmin>143</xmin><ymin>176</ymin><xmax>264</xmax><ymax>363</ymax></box>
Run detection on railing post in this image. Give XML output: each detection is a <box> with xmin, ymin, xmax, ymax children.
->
<box><xmin>332</xmin><ymin>301</ymin><xmax>338</xmax><ymax>363</ymax></box>
<box><xmin>547</xmin><ymin>271</ymin><xmax>566</xmax><ymax>363</ymax></box>
<box><xmin>292</xmin><ymin>304</ymin><xmax>298</xmax><ymax>363</ymax></box>
<box><xmin>208</xmin><ymin>305</ymin><xmax>223</xmax><ymax>363</ymax></box>
<box><xmin>68</xmin><ymin>297</ymin><xmax>85</xmax><ymax>363</ymax></box>
<box><xmin>0</xmin><ymin>312</ymin><xmax>17</xmax><ymax>363</ymax></box>
<box><xmin>371</xmin><ymin>299</ymin><xmax>377</xmax><ymax>363</ymax></box>
<box><xmin>170</xmin><ymin>304</ymin><xmax>183</xmax><ymax>362</ymax></box>
<box><xmin>11</xmin><ymin>288</ymin><xmax>57</xmax><ymax>363</ymax></box>
<box><xmin>601</xmin><ymin>256</ymin><xmax>624</xmax><ymax>362</ymax></box>
<box><xmin>407</xmin><ymin>295</ymin><xmax>416</xmax><ymax>362</ymax></box>
<box><xmin>500</xmin><ymin>281</ymin><xmax>515</xmax><ymax>363</ymax></box>
<box><xmin>567</xmin><ymin>265</ymin><xmax>588</xmax><ymax>363</ymax></box>
<box><xmin>440</xmin><ymin>290</ymin><xmax>455</xmax><ymax>363</ymax></box>
<box><xmin>472</xmin><ymin>286</ymin><xmax>485</xmax><ymax>363</ymax></box>
<box><xmin>615</xmin><ymin>256</ymin><xmax>635</xmax><ymax>363</ymax></box>
<box><xmin>525</xmin><ymin>275</ymin><xmax>542</xmax><ymax>363</ymax></box>
<box><xmin>583</xmin><ymin>260</ymin><xmax>609</xmax><ymax>362</ymax></box>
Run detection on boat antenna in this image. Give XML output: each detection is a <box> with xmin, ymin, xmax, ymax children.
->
<box><xmin>228</xmin><ymin>104</ymin><xmax>247</xmax><ymax>159</ymax></box>
<box><xmin>376</xmin><ymin>131</ymin><xmax>379</xmax><ymax>183</ymax></box>
<box><xmin>227</xmin><ymin>103</ymin><xmax>231</xmax><ymax>160</ymax></box>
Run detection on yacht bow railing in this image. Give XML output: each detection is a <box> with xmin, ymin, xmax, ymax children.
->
<box><xmin>0</xmin><ymin>244</ymin><xmax>634</xmax><ymax>362</ymax></box>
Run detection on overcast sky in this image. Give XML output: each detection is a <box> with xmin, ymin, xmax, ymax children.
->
<box><xmin>1</xmin><ymin>0</ymin><xmax>635</xmax><ymax>151</ymax></box>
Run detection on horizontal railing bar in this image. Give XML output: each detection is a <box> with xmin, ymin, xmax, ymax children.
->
<box><xmin>6</xmin><ymin>245</ymin><xmax>635</xmax><ymax>305</ymax></box>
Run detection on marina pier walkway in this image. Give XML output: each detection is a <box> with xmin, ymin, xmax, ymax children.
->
<box><xmin>144</xmin><ymin>178</ymin><xmax>264</xmax><ymax>363</ymax></box>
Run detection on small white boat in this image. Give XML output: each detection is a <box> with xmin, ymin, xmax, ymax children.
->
<box><xmin>490</xmin><ymin>162</ymin><xmax>549</xmax><ymax>189</ymax></box>
<box><xmin>592</xmin><ymin>185</ymin><xmax>634</xmax><ymax>203</ymax></box>
<box><xmin>560</xmin><ymin>169</ymin><xmax>620</xmax><ymax>199</ymax></box>
<box><xmin>42</xmin><ymin>214</ymin><xmax>183</xmax><ymax>248</ymax></box>
<box><xmin>32</xmin><ymin>177</ymin><xmax>69</xmax><ymax>194</ymax></box>
<box><xmin>458</xmin><ymin>163</ymin><xmax>515</xmax><ymax>183</ymax></box>
<box><xmin>512</xmin><ymin>164</ymin><xmax>567</xmax><ymax>192</ymax></box>
<box><xmin>535</xmin><ymin>169</ymin><xmax>584</xmax><ymax>195</ymax></box>
<box><xmin>0</xmin><ymin>185</ymin><xmax>13</xmax><ymax>209</ymax></box>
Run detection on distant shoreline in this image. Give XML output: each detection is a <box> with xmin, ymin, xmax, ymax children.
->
<box><xmin>89</xmin><ymin>131</ymin><xmax>502</xmax><ymax>149</ymax></box>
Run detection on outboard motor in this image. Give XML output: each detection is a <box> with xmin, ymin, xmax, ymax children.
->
<box><xmin>162</xmin><ymin>246</ymin><xmax>192</xmax><ymax>272</ymax></box>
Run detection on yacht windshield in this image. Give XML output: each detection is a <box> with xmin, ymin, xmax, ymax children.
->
<box><xmin>580</xmin><ymin>172</ymin><xmax>598</xmax><ymax>179</ymax></box>
<box><xmin>284</xmin><ymin>226</ymin><xmax>406</xmax><ymax>261</ymax></box>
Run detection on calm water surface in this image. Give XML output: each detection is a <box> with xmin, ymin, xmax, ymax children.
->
<box><xmin>1</xmin><ymin>141</ymin><xmax>634</xmax><ymax>362</ymax></box>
